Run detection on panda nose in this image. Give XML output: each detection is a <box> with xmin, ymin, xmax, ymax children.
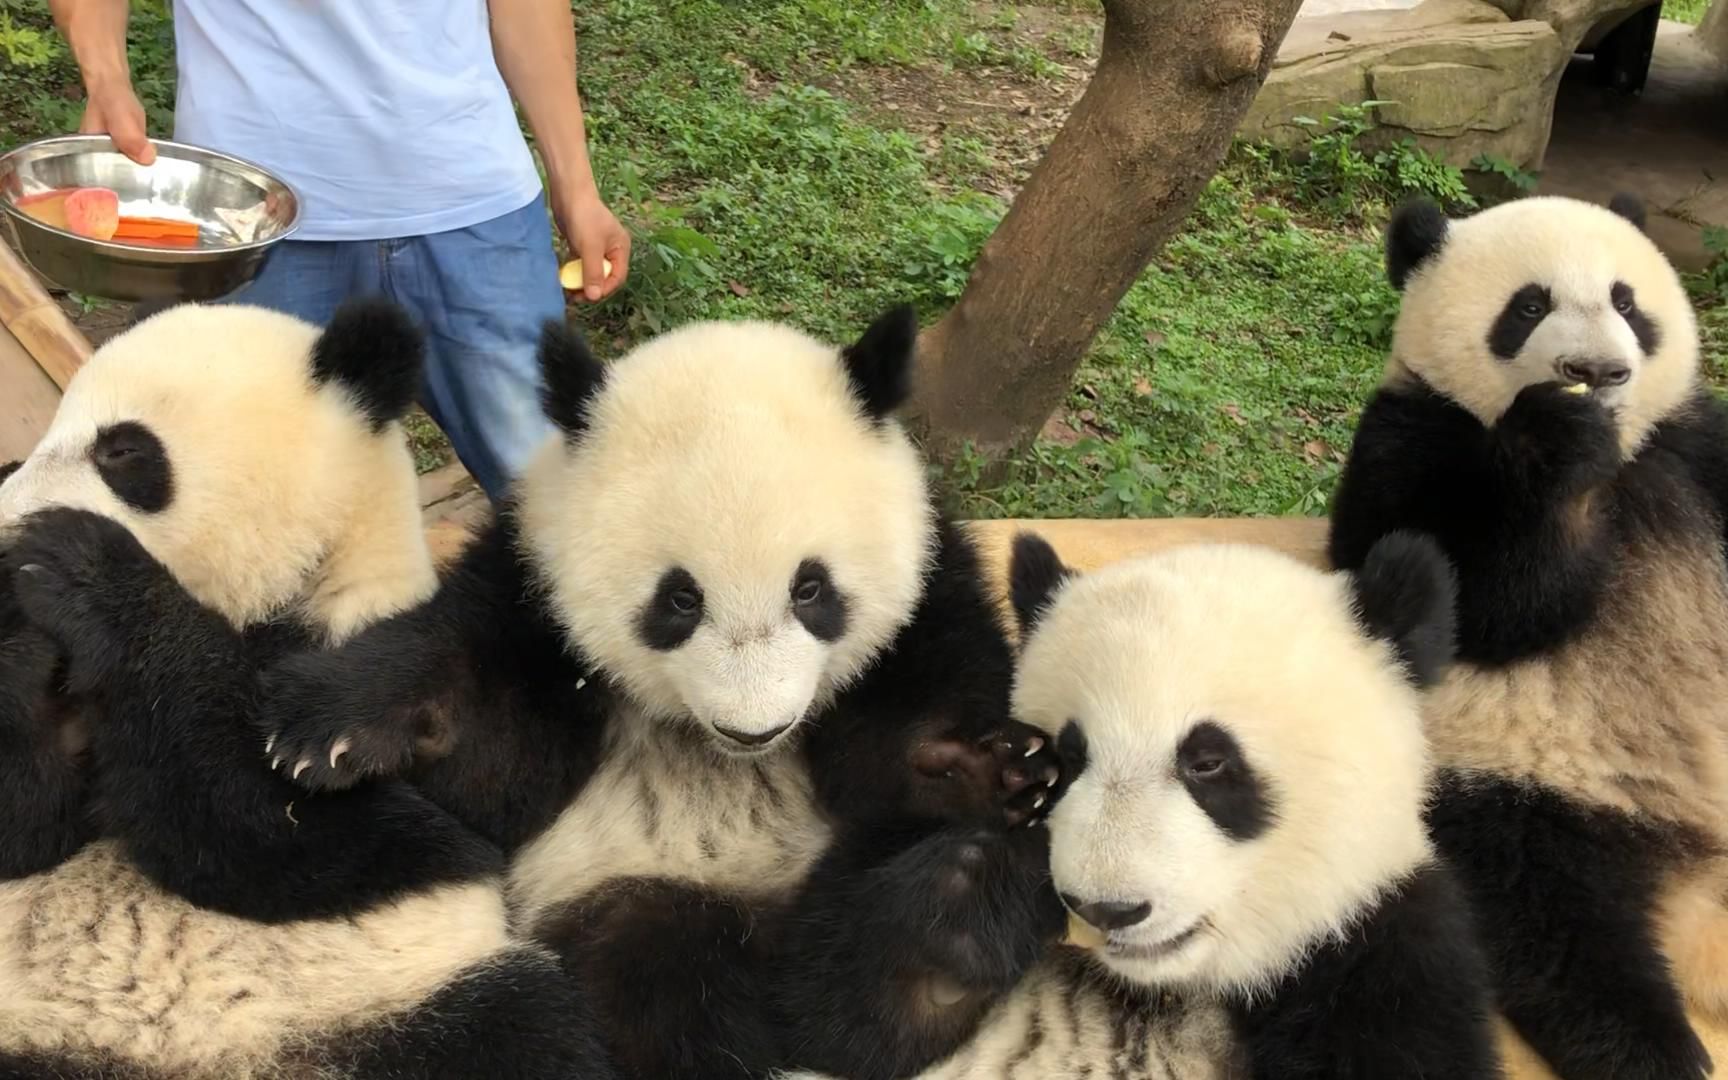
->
<box><xmin>1561</xmin><ymin>359</ymin><xmax>1630</xmax><ymax>388</ymax></box>
<box><xmin>714</xmin><ymin>722</ymin><xmax>791</xmax><ymax>748</ymax></box>
<box><xmin>1060</xmin><ymin>893</ymin><xmax>1153</xmax><ymax>931</ymax></box>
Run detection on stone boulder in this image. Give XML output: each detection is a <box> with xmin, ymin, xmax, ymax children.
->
<box><xmin>1242</xmin><ymin>0</ymin><xmax>1656</xmax><ymax>168</ymax></box>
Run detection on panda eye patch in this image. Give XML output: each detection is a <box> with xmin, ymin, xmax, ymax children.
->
<box><xmin>1488</xmin><ymin>283</ymin><xmax>1554</xmax><ymax>361</ymax></box>
<box><xmin>636</xmin><ymin>567</ymin><xmax>704</xmax><ymax>651</ymax></box>
<box><xmin>90</xmin><ymin>421</ymin><xmax>172</xmax><ymax>513</ymax></box>
<box><xmin>791</xmin><ymin>558</ymin><xmax>848</xmax><ymax>643</ymax></box>
<box><xmin>1176</xmin><ymin>721</ymin><xmax>1273</xmax><ymax>840</ymax></box>
<box><xmin>1610</xmin><ymin>282</ymin><xmax>1635</xmax><ymax>315</ymax></box>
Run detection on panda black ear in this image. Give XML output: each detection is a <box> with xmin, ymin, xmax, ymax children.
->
<box><xmin>311</xmin><ymin>297</ymin><xmax>425</xmax><ymax>432</ymax></box>
<box><xmin>841</xmin><ymin>304</ymin><xmax>918</xmax><ymax>422</ymax></box>
<box><xmin>537</xmin><ymin>319</ymin><xmax>606</xmax><ymax>441</ymax></box>
<box><xmin>1009</xmin><ymin>531</ymin><xmax>1077</xmax><ymax>635</ymax></box>
<box><xmin>0</xmin><ymin>461</ymin><xmax>19</xmax><ymax>486</ymax></box>
<box><xmin>1608</xmin><ymin>193</ymin><xmax>1647</xmax><ymax>233</ymax></box>
<box><xmin>1385</xmin><ymin>199</ymin><xmax>1449</xmax><ymax>292</ymax></box>
<box><xmin>1349</xmin><ymin>531</ymin><xmax>1457</xmax><ymax>689</ymax></box>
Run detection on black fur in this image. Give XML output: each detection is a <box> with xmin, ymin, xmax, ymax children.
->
<box><xmin>1330</xmin><ymin>381</ymin><xmax>1620</xmax><ymax>664</ymax></box>
<box><xmin>791</xmin><ymin>557</ymin><xmax>848</xmax><ymax>642</ymax></box>
<box><xmin>1348</xmin><ymin>530</ymin><xmax>1457</xmax><ymax>688</ymax></box>
<box><xmin>537</xmin><ymin>318</ymin><xmax>606</xmax><ymax>440</ymax></box>
<box><xmin>1428</xmin><ymin>774</ymin><xmax>1710</xmax><ymax>1080</ymax></box>
<box><xmin>1486</xmin><ymin>283</ymin><xmax>1552</xmax><ymax>360</ymax></box>
<box><xmin>308</xmin><ymin>297</ymin><xmax>424</xmax><ymax>431</ymax></box>
<box><xmin>1386</xmin><ymin>199</ymin><xmax>1449</xmax><ymax>291</ymax></box>
<box><xmin>0</xmin><ymin>561</ymin><xmax>92</xmax><ymax>880</ymax></box>
<box><xmin>0</xmin><ymin>460</ymin><xmax>17</xmax><ymax>485</ymax></box>
<box><xmin>91</xmin><ymin>421</ymin><xmax>172</xmax><ymax>513</ymax></box>
<box><xmin>1231</xmin><ymin>863</ymin><xmax>1501</xmax><ymax>1080</ymax></box>
<box><xmin>1054</xmin><ymin>720</ymin><xmax>1090</xmax><ymax>785</ymax></box>
<box><xmin>1007</xmin><ymin>530</ymin><xmax>1074</xmax><ymax>635</ymax></box>
<box><xmin>1613</xmin><ymin>281</ymin><xmax>1663</xmax><ymax>355</ymax></box>
<box><xmin>0</xmin><ymin>507</ymin><xmax>617</xmax><ymax>1078</ymax></box>
<box><xmin>840</xmin><ymin>304</ymin><xmax>917</xmax><ymax>421</ymax></box>
<box><xmin>1609</xmin><ymin>191</ymin><xmax>1648</xmax><ymax>232</ymax></box>
<box><xmin>259</xmin><ymin>504</ymin><xmax>1057</xmax><ymax>1077</ymax></box>
<box><xmin>1176</xmin><ymin>721</ymin><xmax>1274</xmax><ymax>841</ymax></box>
<box><xmin>311</xmin><ymin>949</ymin><xmax>612</xmax><ymax>1080</ymax></box>
<box><xmin>1330</xmin><ymin>365</ymin><xmax>1728</xmax><ymax>1078</ymax></box>
<box><xmin>636</xmin><ymin>565</ymin><xmax>704</xmax><ymax>651</ymax></box>
<box><xmin>774</xmin><ymin>825</ymin><xmax>1063</xmax><ymax>1080</ymax></box>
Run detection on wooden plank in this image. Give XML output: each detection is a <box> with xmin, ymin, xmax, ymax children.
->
<box><xmin>0</xmin><ymin>319</ymin><xmax>62</xmax><ymax>463</ymax></box>
<box><xmin>0</xmin><ymin>238</ymin><xmax>91</xmax><ymax>390</ymax></box>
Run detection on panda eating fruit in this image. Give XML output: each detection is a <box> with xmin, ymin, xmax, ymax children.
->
<box><xmin>1329</xmin><ymin>192</ymin><xmax>1728</xmax><ymax>1080</ymax></box>
<box><xmin>0</xmin><ymin>301</ymin><xmax>610</xmax><ymax>1079</ymax></box>
<box><xmin>258</xmin><ymin>306</ymin><xmax>1061</xmax><ymax>1078</ymax></box>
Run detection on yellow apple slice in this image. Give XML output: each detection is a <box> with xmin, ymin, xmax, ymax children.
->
<box><xmin>1065</xmin><ymin>911</ymin><xmax>1106</xmax><ymax>950</ymax></box>
<box><xmin>559</xmin><ymin>258</ymin><xmax>614</xmax><ymax>291</ymax></box>
<box><xmin>1563</xmin><ymin>383</ymin><xmax>1590</xmax><ymax>395</ymax></box>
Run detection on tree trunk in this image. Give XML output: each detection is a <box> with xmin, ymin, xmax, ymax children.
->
<box><xmin>910</xmin><ymin>0</ymin><xmax>1305</xmax><ymax>462</ymax></box>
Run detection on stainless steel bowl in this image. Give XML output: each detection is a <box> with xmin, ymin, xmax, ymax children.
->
<box><xmin>0</xmin><ymin>135</ymin><xmax>300</xmax><ymax>303</ymax></box>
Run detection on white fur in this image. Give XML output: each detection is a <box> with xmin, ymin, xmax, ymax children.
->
<box><xmin>0</xmin><ymin>304</ymin><xmax>436</xmax><ymax>641</ymax></box>
<box><xmin>1389</xmin><ymin>195</ymin><xmax>1698</xmax><ymax>457</ymax></box>
<box><xmin>517</xmin><ymin>318</ymin><xmax>934</xmax><ymax>750</ymax></box>
<box><xmin>0</xmin><ymin>844</ymin><xmax>511</xmax><ymax>1079</ymax></box>
<box><xmin>1014</xmin><ymin>545</ymin><xmax>1433</xmax><ymax>997</ymax></box>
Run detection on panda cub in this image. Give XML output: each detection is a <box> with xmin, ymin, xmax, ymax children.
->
<box><xmin>1330</xmin><ymin>193</ymin><xmax>1728</xmax><ymax>1080</ymax></box>
<box><xmin>260</xmin><ymin>307</ymin><xmax>1060</xmax><ymax>1078</ymax></box>
<box><xmin>0</xmin><ymin>302</ymin><xmax>608</xmax><ymax>1079</ymax></box>
<box><xmin>787</xmin><ymin>533</ymin><xmax>1500</xmax><ymax>1079</ymax></box>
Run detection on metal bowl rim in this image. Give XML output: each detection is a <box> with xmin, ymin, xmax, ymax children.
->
<box><xmin>0</xmin><ymin>134</ymin><xmax>302</xmax><ymax>261</ymax></box>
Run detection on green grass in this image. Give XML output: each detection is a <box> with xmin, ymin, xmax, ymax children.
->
<box><xmin>4</xmin><ymin>0</ymin><xmax>1724</xmax><ymax>521</ymax></box>
<box><xmin>1665</xmin><ymin>0</ymin><xmax>1712</xmax><ymax>25</ymax></box>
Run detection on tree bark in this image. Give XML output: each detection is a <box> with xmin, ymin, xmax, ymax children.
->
<box><xmin>910</xmin><ymin>0</ymin><xmax>1305</xmax><ymax>462</ymax></box>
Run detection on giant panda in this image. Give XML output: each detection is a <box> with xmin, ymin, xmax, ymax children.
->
<box><xmin>0</xmin><ymin>301</ymin><xmax>610</xmax><ymax>1079</ymax></box>
<box><xmin>1328</xmin><ymin>192</ymin><xmax>1728</xmax><ymax>1080</ymax></box>
<box><xmin>781</xmin><ymin>531</ymin><xmax>1500</xmax><ymax>1079</ymax></box>
<box><xmin>257</xmin><ymin>307</ymin><xmax>1061</xmax><ymax>1078</ymax></box>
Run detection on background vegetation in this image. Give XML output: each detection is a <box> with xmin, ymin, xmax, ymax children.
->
<box><xmin>2</xmin><ymin>0</ymin><xmax>1723</xmax><ymax>518</ymax></box>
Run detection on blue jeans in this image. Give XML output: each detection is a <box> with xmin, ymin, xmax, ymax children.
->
<box><xmin>221</xmin><ymin>194</ymin><xmax>563</xmax><ymax>500</ymax></box>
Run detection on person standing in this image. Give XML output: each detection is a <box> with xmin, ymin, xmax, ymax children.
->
<box><xmin>50</xmin><ymin>0</ymin><xmax>631</xmax><ymax>500</ymax></box>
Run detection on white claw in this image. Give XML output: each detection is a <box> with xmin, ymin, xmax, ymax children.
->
<box><xmin>293</xmin><ymin>758</ymin><xmax>311</xmax><ymax>780</ymax></box>
<box><xmin>1033</xmin><ymin>792</ymin><xmax>1048</xmax><ymax>810</ymax></box>
<box><xmin>330</xmin><ymin>737</ymin><xmax>351</xmax><ymax>769</ymax></box>
<box><xmin>271</xmin><ymin>756</ymin><xmax>283</xmax><ymax>771</ymax></box>
<box><xmin>1022</xmin><ymin>737</ymin><xmax>1045</xmax><ymax>757</ymax></box>
<box><xmin>265</xmin><ymin>734</ymin><xmax>276</xmax><ymax>755</ymax></box>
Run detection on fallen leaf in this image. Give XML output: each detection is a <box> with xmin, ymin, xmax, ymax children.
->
<box><xmin>1133</xmin><ymin>377</ymin><xmax>1153</xmax><ymax>397</ymax></box>
<box><xmin>1040</xmin><ymin>412</ymin><xmax>1082</xmax><ymax>447</ymax></box>
<box><xmin>728</xmin><ymin>281</ymin><xmax>752</xmax><ymax>298</ymax></box>
<box><xmin>1144</xmin><ymin>330</ymin><xmax>1166</xmax><ymax>350</ymax></box>
<box><xmin>1302</xmin><ymin>439</ymin><xmax>1329</xmax><ymax>461</ymax></box>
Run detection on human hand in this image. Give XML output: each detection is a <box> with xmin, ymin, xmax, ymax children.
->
<box><xmin>553</xmin><ymin>186</ymin><xmax>630</xmax><ymax>302</ymax></box>
<box><xmin>79</xmin><ymin>78</ymin><xmax>155</xmax><ymax>166</ymax></box>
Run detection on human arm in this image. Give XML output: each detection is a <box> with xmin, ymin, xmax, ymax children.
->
<box><xmin>488</xmin><ymin>0</ymin><xmax>629</xmax><ymax>303</ymax></box>
<box><xmin>48</xmin><ymin>0</ymin><xmax>156</xmax><ymax>165</ymax></box>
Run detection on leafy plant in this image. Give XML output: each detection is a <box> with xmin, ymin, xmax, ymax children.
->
<box><xmin>901</xmin><ymin>192</ymin><xmax>1004</xmax><ymax>304</ymax></box>
<box><xmin>1472</xmin><ymin>153</ymin><xmax>1540</xmax><ymax>194</ymax></box>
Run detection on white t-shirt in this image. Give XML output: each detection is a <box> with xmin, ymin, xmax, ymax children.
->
<box><xmin>171</xmin><ymin>0</ymin><xmax>544</xmax><ymax>241</ymax></box>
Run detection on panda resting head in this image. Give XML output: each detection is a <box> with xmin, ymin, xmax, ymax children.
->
<box><xmin>0</xmin><ymin>300</ymin><xmax>434</xmax><ymax>642</ymax></box>
<box><xmin>1009</xmin><ymin>532</ymin><xmax>1455</xmax><ymax>997</ymax></box>
<box><xmin>1384</xmin><ymin>193</ymin><xmax>1697</xmax><ymax>456</ymax></box>
<box><xmin>516</xmin><ymin>306</ymin><xmax>932</xmax><ymax>755</ymax></box>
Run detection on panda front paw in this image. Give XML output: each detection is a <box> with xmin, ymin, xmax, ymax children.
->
<box><xmin>260</xmin><ymin>654</ymin><xmax>430</xmax><ymax>791</ymax></box>
<box><xmin>1495</xmin><ymin>383</ymin><xmax>1620</xmax><ymax>492</ymax></box>
<box><xmin>907</xmin><ymin>720</ymin><xmax>1062</xmax><ymax>828</ymax></box>
<box><xmin>2</xmin><ymin>509</ymin><xmax>160</xmax><ymax>688</ymax></box>
<box><xmin>871</xmin><ymin>826</ymin><xmax>1062</xmax><ymax>996</ymax></box>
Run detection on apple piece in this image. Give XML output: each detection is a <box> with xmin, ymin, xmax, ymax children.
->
<box><xmin>15</xmin><ymin>189</ymin><xmax>73</xmax><ymax>231</ymax></box>
<box><xmin>63</xmin><ymin>187</ymin><xmax>120</xmax><ymax>240</ymax></box>
<box><xmin>559</xmin><ymin>257</ymin><xmax>614</xmax><ymax>291</ymax></box>
<box><xmin>1065</xmin><ymin>911</ymin><xmax>1106</xmax><ymax>950</ymax></box>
